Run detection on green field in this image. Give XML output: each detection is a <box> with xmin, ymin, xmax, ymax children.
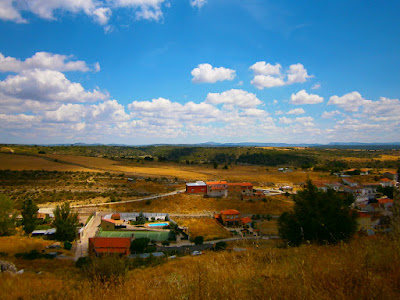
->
<box><xmin>99</xmin><ymin>230</ymin><xmax>169</xmax><ymax>241</ymax></box>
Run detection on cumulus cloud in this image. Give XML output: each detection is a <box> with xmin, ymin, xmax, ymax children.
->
<box><xmin>321</xmin><ymin>110</ymin><xmax>341</xmax><ymax>119</ymax></box>
<box><xmin>0</xmin><ymin>52</ymin><xmax>97</xmax><ymax>73</ymax></box>
<box><xmin>287</xmin><ymin>108</ymin><xmax>305</xmax><ymax>115</ymax></box>
<box><xmin>0</xmin><ymin>69</ymin><xmax>108</xmax><ymax>103</ymax></box>
<box><xmin>250</xmin><ymin>62</ymin><xmax>312</xmax><ymax>89</ymax></box>
<box><xmin>361</xmin><ymin>97</ymin><xmax>400</xmax><ymax>121</ymax></box>
<box><xmin>191</xmin><ymin>63</ymin><xmax>236</xmax><ymax>83</ymax></box>
<box><xmin>0</xmin><ymin>0</ymin><xmax>26</xmax><ymax>23</ymax></box>
<box><xmin>0</xmin><ymin>0</ymin><xmax>167</xmax><ymax>24</ymax></box>
<box><xmin>190</xmin><ymin>0</ymin><xmax>207</xmax><ymax>8</ymax></box>
<box><xmin>290</xmin><ymin>90</ymin><xmax>323</xmax><ymax>105</ymax></box>
<box><xmin>93</xmin><ymin>7</ymin><xmax>112</xmax><ymax>25</ymax></box>
<box><xmin>205</xmin><ymin>89</ymin><xmax>262</xmax><ymax>108</ymax></box>
<box><xmin>249</xmin><ymin>61</ymin><xmax>281</xmax><ymax>75</ymax></box>
<box><xmin>251</xmin><ymin>75</ymin><xmax>285</xmax><ymax>89</ymax></box>
<box><xmin>311</xmin><ymin>82</ymin><xmax>321</xmax><ymax>90</ymax></box>
<box><xmin>328</xmin><ymin>91</ymin><xmax>367</xmax><ymax>112</ymax></box>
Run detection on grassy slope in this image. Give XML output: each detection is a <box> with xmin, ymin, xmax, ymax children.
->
<box><xmin>0</xmin><ymin>236</ymin><xmax>399</xmax><ymax>299</ymax></box>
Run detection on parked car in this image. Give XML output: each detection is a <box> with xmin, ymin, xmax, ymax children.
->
<box><xmin>191</xmin><ymin>251</ymin><xmax>202</xmax><ymax>256</ymax></box>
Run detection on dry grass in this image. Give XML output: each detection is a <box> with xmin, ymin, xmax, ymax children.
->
<box><xmin>1</xmin><ymin>236</ymin><xmax>399</xmax><ymax>299</ymax></box>
<box><xmin>258</xmin><ymin>219</ymin><xmax>279</xmax><ymax>236</ymax></box>
<box><xmin>0</xmin><ymin>153</ymin><xmax>97</xmax><ymax>172</ymax></box>
<box><xmin>174</xmin><ymin>217</ymin><xmax>232</xmax><ymax>241</ymax></box>
<box><xmin>110</xmin><ymin>193</ymin><xmax>293</xmax><ymax>215</ymax></box>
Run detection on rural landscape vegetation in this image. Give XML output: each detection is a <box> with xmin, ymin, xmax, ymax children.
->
<box><xmin>1</xmin><ymin>1</ymin><xmax>400</xmax><ymax>299</ymax></box>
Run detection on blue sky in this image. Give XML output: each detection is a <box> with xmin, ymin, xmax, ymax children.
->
<box><xmin>0</xmin><ymin>0</ymin><xmax>399</xmax><ymax>145</ymax></box>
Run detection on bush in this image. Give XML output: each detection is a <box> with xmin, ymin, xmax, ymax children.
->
<box><xmin>162</xmin><ymin>240</ymin><xmax>170</xmax><ymax>246</ymax></box>
<box><xmin>75</xmin><ymin>257</ymin><xmax>90</xmax><ymax>269</ymax></box>
<box><xmin>83</xmin><ymin>256</ymin><xmax>127</xmax><ymax>284</ymax></box>
<box><xmin>278</xmin><ymin>180</ymin><xmax>357</xmax><ymax>246</ymax></box>
<box><xmin>214</xmin><ymin>241</ymin><xmax>227</xmax><ymax>251</ymax></box>
<box><xmin>130</xmin><ymin>238</ymin><xmax>150</xmax><ymax>253</ymax></box>
<box><xmin>194</xmin><ymin>236</ymin><xmax>204</xmax><ymax>245</ymax></box>
<box><xmin>64</xmin><ymin>241</ymin><xmax>72</xmax><ymax>250</ymax></box>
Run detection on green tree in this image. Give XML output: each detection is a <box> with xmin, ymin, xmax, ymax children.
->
<box><xmin>377</xmin><ymin>186</ymin><xmax>395</xmax><ymax>199</ymax></box>
<box><xmin>136</xmin><ymin>212</ymin><xmax>146</xmax><ymax>225</ymax></box>
<box><xmin>53</xmin><ymin>202</ymin><xmax>79</xmax><ymax>242</ymax></box>
<box><xmin>21</xmin><ymin>198</ymin><xmax>38</xmax><ymax>234</ymax></box>
<box><xmin>0</xmin><ymin>194</ymin><xmax>16</xmax><ymax>236</ymax></box>
<box><xmin>214</xmin><ymin>241</ymin><xmax>227</xmax><ymax>251</ymax></box>
<box><xmin>130</xmin><ymin>238</ymin><xmax>150</xmax><ymax>253</ymax></box>
<box><xmin>278</xmin><ymin>180</ymin><xmax>357</xmax><ymax>246</ymax></box>
<box><xmin>194</xmin><ymin>236</ymin><xmax>204</xmax><ymax>245</ymax></box>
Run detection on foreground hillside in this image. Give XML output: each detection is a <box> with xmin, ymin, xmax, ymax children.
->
<box><xmin>1</xmin><ymin>236</ymin><xmax>399</xmax><ymax>299</ymax></box>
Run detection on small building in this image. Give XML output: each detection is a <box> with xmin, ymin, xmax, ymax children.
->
<box><xmin>380</xmin><ymin>178</ymin><xmax>395</xmax><ymax>187</ymax></box>
<box><xmin>88</xmin><ymin>237</ymin><xmax>132</xmax><ymax>256</ymax></box>
<box><xmin>227</xmin><ymin>182</ymin><xmax>253</xmax><ymax>197</ymax></box>
<box><xmin>186</xmin><ymin>181</ymin><xmax>207</xmax><ymax>194</ymax></box>
<box><xmin>206</xmin><ymin>181</ymin><xmax>228</xmax><ymax>197</ymax></box>
<box><xmin>382</xmin><ymin>171</ymin><xmax>398</xmax><ymax>182</ymax></box>
<box><xmin>101</xmin><ymin>218</ymin><xmax>124</xmax><ymax>231</ymax></box>
<box><xmin>215</xmin><ymin>209</ymin><xmax>241</xmax><ymax>227</ymax></box>
<box><xmin>342</xmin><ymin>178</ymin><xmax>358</xmax><ymax>187</ymax></box>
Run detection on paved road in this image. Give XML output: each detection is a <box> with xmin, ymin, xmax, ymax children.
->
<box><xmin>74</xmin><ymin>214</ymin><xmax>101</xmax><ymax>261</ymax></box>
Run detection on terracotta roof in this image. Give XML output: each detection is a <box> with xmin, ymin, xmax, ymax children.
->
<box><xmin>227</xmin><ymin>182</ymin><xmax>252</xmax><ymax>187</ymax></box>
<box><xmin>221</xmin><ymin>209</ymin><xmax>240</xmax><ymax>215</ymax></box>
<box><xmin>206</xmin><ymin>181</ymin><xmax>227</xmax><ymax>185</ymax></box>
<box><xmin>380</xmin><ymin>178</ymin><xmax>392</xmax><ymax>182</ymax></box>
<box><xmin>103</xmin><ymin>218</ymin><xmax>117</xmax><ymax>223</ymax></box>
<box><xmin>378</xmin><ymin>198</ymin><xmax>393</xmax><ymax>204</ymax></box>
<box><xmin>95</xmin><ymin>248</ymin><xmax>127</xmax><ymax>254</ymax></box>
<box><xmin>241</xmin><ymin>217</ymin><xmax>252</xmax><ymax>224</ymax></box>
<box><xmin>384</xmin><ymin>171</ymin><xmax>397</xmax><ymax>175</ymax></box>
<box><xmin>89</xmin><ymin>237</ymin><xmax>131</xmax><ymax>249</ymax></box>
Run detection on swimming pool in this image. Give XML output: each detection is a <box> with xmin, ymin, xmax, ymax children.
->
<box><xmin>147</xmin><ymin>222</ymin><xmax>169</xmax><ymax>227</ymax></box>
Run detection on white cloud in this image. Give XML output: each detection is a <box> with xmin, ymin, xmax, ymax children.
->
<box><xmin>361</xmin><ymin>97</ymin><xmax>400</xmax><ymax>121</ymax></box>
<box><xmin>205</xmin><ymin>89</ymin><xmax>262</xmax><ymax>108</ymax></box>
<box><xmin>275</xmin><ymin>110</ymin><xmax>283</xmax><ymax>115</ymax></box>
<box><xmin>251</xmin><ymin>75</ymin><xmax>285</xmax><ymax>89</ymax></box>
<box><xmin>94</xmin><ymin>62</ymin><xmax>101</xmax><ymax>72</ymax></box>
<box><xmin>22</xmin><ymin>0</ymin><xmax>96</xmax><ymax>20</ymax></box>
<box><xmin>311</xmin><ymin>82</ymin><xmax>321</xmax><ymax>90</ymax></box>
<box><xmin>191</xmin><ymin>63</ymin><xmax>236</xmax><ymax>83</ymax></box>
<box><xmin>0</xmin><ymin>0</ymin><xmax>26</xmax><ymax>23</ymax></box>
<box><xmin>321</xmin><ymin>110</ymin><xmax>341</xmax><ymax>119</ymax></box>
<box><xmin>290</xmin><ymin>90</ymin><xmax>323</xmax><ymax>105</ymax></box>
<box><xmin>328</xmin><ymin>91</ymin><xmax>367</xmax><ymax>112</ymax></box>
<box><xmin>279</xmin><ymin>117</ymin><xmax>294</xmax><ymax>124</ymax></box>
<box><xmin>287</xmin><ymin>108</ymin><xmax>305</xmax><ymax>115</ymax></box>
<box><xmin>44</xmin><ymin>104</ymin><xmax>86</xmax><ymax>122</ymax></box>
<box><xmin>93</xmin><ymin>7</ymin><xmax>112</xmax><ymax>25</ymax></box>
<box><xmin>250</xmin><ymin>62</ymin><xmax>312</xmax><ymax>90</ymax></box>
<box><xmin>113</xmin><ymin>0</ymin><xmax>165</xmax><ymax>21</ymax></box>
<box><xmin>273</xmin><ymin>99</ymin><xmax>278</xmax><ymax>104</ymax></box>
<box><xmin>240</xmin><ymin>108</ymin><xmax>267</xmax><ymax>117</ymax></box>
<box><xmin>0</xmin><ymin>0</ymin><xmax>167</xmax><ymax>24</ymax></box>
<box><xmin>0</xmin><ymin>69</ymin><xmax>108</xmax><ymax>103</ymax></box>
<box><xmin>0</xmin><ymin>113</ymin><xmax>42</xmax><ymax>128</ymax></box>
<box><xmin>0</xmin><ymin>52</ymin><xmax>96</xmax><ymax>73</ymax></box>
<box><xmin>249</xmin><ymin>61</ymin><xmax>281</xmax><ymax>75</ymax></box>
<box><xmin>287</xmin><ymin>63</ymin><xmax>312</xmax><ymax>84</ymax></box>
<box><xmin>190</xmin><ymin>0</ymin><xmax>207</xmax><ymax>8</ymax></box>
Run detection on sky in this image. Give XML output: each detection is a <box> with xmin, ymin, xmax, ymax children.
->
<box><xmin>0</xmin><ymin>0</ymin><xmax>400</xmax><ymax>145</ymax></box>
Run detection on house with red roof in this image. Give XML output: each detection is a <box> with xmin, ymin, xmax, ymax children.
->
<box><xmin>380</xmin><ymin>178</ymin><xmax>395</xmax><ymax>187</ymax></box>
<box><xmin>342</xmin><ymin>178</ymin><xmax>358</xmax><ymax>187</ymax></box>
<box><xmin>383</xmin><ymin>171</ymin><xmax>398</xmax><ymax>182</ymax></box>
<box><xmin>206</xmin><ymin>181</ymin><xmax>228</xmax><ymax>197</ymax></box>
<box><xmin>88</xmin><ymin>237</ymin><xmax>132</xmax><ymax>256</ymax></box>
<box><xmin>227</xmin><ymin>182</ymin><xmax>253</xmax><ymax>198</ymax></box>
<box><xmin>215</xmin><ymin>209</ymin><xmax>241</xmax><ymax>227</ymax></box>
<box><xmin>186</xmin><ymin>181</ymin><xmax>207</xmax><ymax>194</ymax></box>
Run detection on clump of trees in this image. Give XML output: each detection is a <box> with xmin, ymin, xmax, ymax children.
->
<box><xmin>278</xmin><ymin>181</ymin><xmax>357</xmax><ymax>246</ymax></box>
<box><xmin>21</xmin><ymin>198</ymin><xmax>38</xmax><ymax>234</ymax></box>
<box><xmin>0</xmin><ymin>194</ymin><xmax>16</xmax><ymax>236</ymax></box>
<box><xmin>53</xmin><ymin>202</ymin><xmax>79</xmax><ymax>242</ymax></box>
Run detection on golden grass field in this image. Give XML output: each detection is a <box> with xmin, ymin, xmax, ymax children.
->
<box><xmin>1</xmin><ymin>236</ymin><xmax>399</xmax><ymax>299</ymax></box>
<box><xmin>1</xmin><ymin>152</ymin><xmax>340</xmax><ymax>184</ymax></box>
<box><xmin>174</xmin><ymin>217</ymin><xmax>232</xmax><ymax>241</ymax></box>
<box><xmin>0</xmin><ymin>153</ymin><xmax>97</xmax><ymax>172</ymax></box>
<box><xmin>109</xmin><ymin>193</ymin><xmax>293</xmax><ymax>215</ymax></box>
<box><xmin>258</xmin><ymin>219</ymin><xmax>279</xmax><ymax>236</ymax></box>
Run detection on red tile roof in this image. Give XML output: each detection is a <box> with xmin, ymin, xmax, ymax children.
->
<box><xmin>103</xmin><ymin>218</ymin><xmax>117</xmax><ymax>223</ymax></box>
<box><xmin>221</xmin><ymin>209</ymin><xmax>240</xmax><ymax>215</ymax></box>
<box><xmin>227</xmin><ymin>182</ymin><xmax>253</xmax><ymax>187</ymax></box>
<box><xmin>206</xmin><ymin>181</ymin><xmax>227</xmax><ymax>185</ymax></box>
<box><xmin>384</xmin><ymin>171</ymin><xmax>397</xmax><ymax>175</ymax></box>
<box><xmin>380</xmin><ymin>178</ymin><xmax>392</xmax><ymax>182</ymax></box>
<box><xmin>95</xmin><ymin>248</ymin><xmax>127</xmax><ymax>254</ymax></box>
<box><xmin>89</xmin><ymin>237</ymin><xmax>131</xmax><ymax>249</ymax></box>
<box><xmin>378</xmin><ymin>198</ymin><xmax>393</xmax><ymax>204</ymax></box>
<box><xmin>241</xmin><ymin>217</ymin><xmax>252</xmax><ymax>224</ymax></box>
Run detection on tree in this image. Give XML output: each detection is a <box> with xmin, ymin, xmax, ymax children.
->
<box><xmin>278</xmin><ymin>180</ymin><xmax>357</xmax><ymax>246</ymax></box>
<box><xmin>377</xmin><ymin>186</ymin><xmax>395</xmax><ymax>199</ymax></box>
<box><xmin>214</xmin><ymin>241</ymin><xmax>227</xmax><ymax>251</ymax></box>
<box><xmin>130</xmin><ymin>238</ymin><xmax>150</xmax><ymax>253</ymax></box>
<box><xmin>194</xmin><ymin>236</ymin><xmax>204</xmax><ymax>245</ymax></box>
<box><xmin>53</xmin><ymin>202</ymin><xmax>79</xmax><ymax>242</ymax></box>
<box><xmin>136</xmin><ymin>211</ymin><xmax>146</xmax><ymax>225</ymax></box>
<box><xmin>21</xmin><ymin>198</ymin><xmax>38</xmax><ymax>234</ymax></box>
<box><xmin>0</xmin><ymin>194</ymin><xmax>16</xmax><ymax>236</ymax></box>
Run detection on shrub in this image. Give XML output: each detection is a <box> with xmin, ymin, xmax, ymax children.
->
<box><xmin>64</xmin><ymin>241</ymin><xmax>72</xmax><ymax>250</ymax></box>
<box><xmin>194</xmin><ymin>236</ymin><xmax>204</xmax><ymax>245</ymax></box>
<box><xmin>214</xmin><ymin>241</ymin><xmax>227</xmax><ymax>251</ymax></box>
<box><xmin>162</xmin><ymin>240</ymin><xmax>170</xmax><ymax>246</ymax></box>
<box><xmin>83</xmin><ymin>255</ymin><xmax>127</xmax><ymax>284</ymax></box>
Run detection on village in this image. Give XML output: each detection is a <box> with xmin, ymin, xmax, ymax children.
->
<box><xmin>18</xmin><ymin>167</ymin><xmax>397</xmax><ymax>262</ymax></box>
